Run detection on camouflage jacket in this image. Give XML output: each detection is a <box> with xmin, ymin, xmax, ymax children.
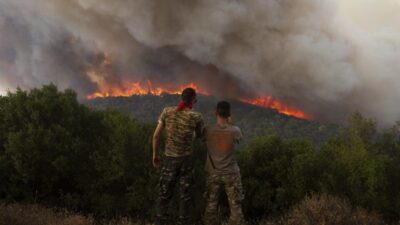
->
<box><xmin>158</xmin><ymin>106</ymin><xmax>204</xmax><ymax>157</ymax></box>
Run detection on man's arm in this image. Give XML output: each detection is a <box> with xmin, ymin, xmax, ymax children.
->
<box><xmin>152</xmin><ymin>122</ymin><xmax>164</xmax><ymax>168</ymax></box>
<box><xmin>195</xmin><ymin>124</ymin><xmax>204</xmax><ymax>139</ymax></box>
<box><xmin>195</xmin><ymin>115</ymin><xmax>205</xmax><ymax>139</ymax></box>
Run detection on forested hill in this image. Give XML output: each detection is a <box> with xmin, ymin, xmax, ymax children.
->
<box><xmin>84</xmin><ymin>94</ymin><xmax>337</xmax><ymax>143</ymax></box>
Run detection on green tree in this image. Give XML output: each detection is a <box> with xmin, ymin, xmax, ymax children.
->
<box><xmin>238</xmin><ymin>135</ymin><xmax>318</xmax><ymax>219</ymax></box>
<box><xmin>318</xmin><ymin>112</ymin><xmax>389</xmax><ymax>216</ymax></box>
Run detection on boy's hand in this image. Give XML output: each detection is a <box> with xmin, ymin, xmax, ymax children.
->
<box><xmin>153</xmin><ymin>154</ymin><xmax>161</xmax><ymax>169</ymax></box>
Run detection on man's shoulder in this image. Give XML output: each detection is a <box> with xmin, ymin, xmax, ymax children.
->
<box><xmin>185</xmin><ymin>109</ymin><xmax>203</xmax><ymax>119</ymax></box>
<box><xmin>163</xmin><ymin>107</ymin><xmax>202</xmax><ymax>120</ymax></box>
<box><xmin>191</xmin><ymin>110</ymin><xmax>203</xmax><ymax>116</ymax></box>
<box><xmin>162</xmin><ymin>106</ymin><xmax>176</xmax><ymax>113</ymax></box>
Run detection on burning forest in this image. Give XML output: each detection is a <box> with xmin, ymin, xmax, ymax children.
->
<box><xmin>86</xmin><ymin>79</ymin><xmax>311</xmax><ymax>120</ymax></box>
<box><xmin>0</xmin><ymin>0</ymin><xmax>400</xmax><ymax>125</ymax></box>
<box><xmin>84</xmin><ymin>53</ymin><xmax>311</xmax><ymax>119</ymax></box>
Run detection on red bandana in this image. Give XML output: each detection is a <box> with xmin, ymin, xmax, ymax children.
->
<box><xmin>177</xmin><ymin>101</ymin><xmax>193</xmax><ymax>111</ymax></box>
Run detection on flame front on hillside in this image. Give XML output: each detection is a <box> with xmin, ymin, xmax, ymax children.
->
<box><xmin>86</xmin><ymin>80</ymin><xmax>209</xmax><ymax>99</ymax></box>
<box><xmin>87</xmin><ymin>80</ymin><xmax>311</xmax><ymax>120</ymax></box>
<box><xmin>239</xmin><ymin>97</ymin><xmax>312</xmax><ymax>120</ymax></box>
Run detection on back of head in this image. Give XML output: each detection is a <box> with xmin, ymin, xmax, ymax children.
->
<box><xmin>181</xmin><ymin>88</ymin><xmax>196</xmax><ymax>104</ymax></box>
<box><xmin>217</xmin><ymin>101</ymin><xmax>231</xmax><ymax>118</ymax></box>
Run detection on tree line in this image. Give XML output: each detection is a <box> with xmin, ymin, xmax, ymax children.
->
<box><xmin>0</xmin><ymin>84</ymin><xmax>400</xmax><ymax>223</ymax></box>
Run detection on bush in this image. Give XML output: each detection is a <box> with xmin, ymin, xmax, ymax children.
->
<box><xmin>316</xmin><ymin>113</ymin><xmax>394</xmax><ymax>218</ymax></box>
<box><xmin>282</xmin><ymin>194</ymin><xmax>385</xmax><ymax>225</ymax></box>
<box><xmin>0</xmin><ymin>85</ymin><xmax>158</xmax><ymax>218</ymax></box>
<box><xmin>237</xmin><ymin>113</ymin><xmax>400</xmax><ymax>222</ymax></box>
<box><xmin>238</xmin><ymin>135</ymin><xmax>321</xmax><ymax>218</ymax></box>
<box><xmin>0</xmin><ymin>203</ymin><xmax>152</xmax><ymax>225</ymax></box>
<box><xmin>0</xmin><ymin>203</ymin><xmax>93</xmax><ymax>225</ymax></box>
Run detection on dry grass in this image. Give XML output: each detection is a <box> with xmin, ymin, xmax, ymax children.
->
<box><xmin>280</xmin><ymin>194</ymin><xmax>386</xmax><ymax>225</ymax></box>
<box><xmin>0</xmin><ymin>203</ymin><xmax>149</xmax><ymax>225</ymax></box>
<box><xmin>0</xmin><ymin>196</ymin><xmax>388</xmax><ymax>225</ymax></box>
<box><xmin>0</xmin><ymin>203</ymin><xmax>93</xmax><ymax>225</ymax></box>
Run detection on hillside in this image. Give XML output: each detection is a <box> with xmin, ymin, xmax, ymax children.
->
<box><xmin>84</xmin><ymin>94</ymin><xmax>337</xmax><ymax>143</ymax></box>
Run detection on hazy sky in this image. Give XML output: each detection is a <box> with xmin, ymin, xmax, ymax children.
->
<box><xmin>0</xmin><ymin>0</ymin><xmax>399</xmax><ymax>124</ymax></box>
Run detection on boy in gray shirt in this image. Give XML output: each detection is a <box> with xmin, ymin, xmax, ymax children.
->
<box><xmin>203</xmin><ymin>101</ymin><xmax>245</xmax><ymax>225</ymax></box>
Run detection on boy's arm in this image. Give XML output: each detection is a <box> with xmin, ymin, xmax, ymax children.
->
<box><xmin>235</xmin><ymin>127</ymin><xmax>243</xmax><ymax>144</ymax></box>
<box><xmin>152</xmin><ymin>122</ymin><xmax>164</xmax><ymax>168</ymax></box>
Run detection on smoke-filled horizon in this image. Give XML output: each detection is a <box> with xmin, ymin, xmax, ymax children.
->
<box><xmin>0</xmin><ymin>0</ymin><xmax>399</xmax><ymax>125</ymax></box>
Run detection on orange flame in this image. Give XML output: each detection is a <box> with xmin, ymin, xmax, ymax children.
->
<box><xmin>240</xmin><ymin>97</ymin><xmax>312</xmax><ymax>119</ymax></box>
<box><xmin>86</xmin><ymin>80</ymin><xmax>209</xmax><ymax>99</ymax></box>
<box><xmin>86</xmin><ymin>54</ymin><xmax>310</xmax><ymax>119</ymax></box>
<box><xmin>87</xmin><ymin>80</ymin><xmax>311</xmax><ymax>119</ymax></box>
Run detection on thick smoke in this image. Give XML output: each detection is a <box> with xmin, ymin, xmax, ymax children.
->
<box><xmin>0</xmin><ymin>0</ymin><xmax>399</xmax><ymax>124</ymax></box>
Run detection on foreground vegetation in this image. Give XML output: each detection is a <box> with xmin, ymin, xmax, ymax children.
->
<box><xmin>0</xmin><ymin>203</ymin><xmax>142</xmax><ymax>225</ymax></box>
<box><xmin>0</xmin><ymin>194</ymin><xmax>385</xmax><ymax>225</ymax></box>
<box><xmin>1</xmin><ymin>85</ymin><xmax>400</xmax><ymax>224</ymax></box>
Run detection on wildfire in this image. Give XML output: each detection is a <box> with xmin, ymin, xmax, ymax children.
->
<box><xmin>87</xmin><ymin>80</ymin><xmax>311</xmax><ymax>120</ymax></box>
<box><xmin>86</xmin><ymin>54</ymin><xmax>311</xmax><ymax>119</ymax></box>
<box><xmin>86</xmin><ymin>80</ymin><xmax>209</xmax><ymax>99</ymax></box>
<box><xmin>86</xmin><ymin>54</ymin><xmax>310</xmax><ymax>119</ymax></box>
<box><xmin>239</xmin><ymin>97</ymin><xmax>312</xmax><ymax>120</ymax></box>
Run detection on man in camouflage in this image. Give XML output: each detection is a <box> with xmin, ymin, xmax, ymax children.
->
<box><xmin>203</xmin><ymin>101</ymin><xmax>245</xmax><ymax>225</ymax></box>
<box><xmin>152</xmin><ymin>88</ymin><xmax>204</xmax><ymax>225</ymax></box>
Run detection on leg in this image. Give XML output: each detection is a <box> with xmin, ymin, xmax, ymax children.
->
<box><xmin>177</xmin><ymin>156</ymin><xmax>194</xmax><ymax>225</ymax></box>
<box><xmin>224</xmin><ymin>174</ymin><xmax>245</xmax><ymax>225</ymax></box>
<box><xmin>203</xmin><ymin>174</ymin><xmax>221</xmax><ymax>225</ymax></box>
<box><xmin>156</xmin><ymin>157</ymin><xmax>180</xmax><ymax>225</ymax></box>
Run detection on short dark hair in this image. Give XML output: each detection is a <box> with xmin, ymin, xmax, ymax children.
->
<box><xmin>217</xmin><ymin>101</ymin><xmax>231</xmax><ymax>118</ymax></box>
<box><xmin>181</xmin><ymin>88</ymin><xmax>196</xmax><ymax>103</ymax></box>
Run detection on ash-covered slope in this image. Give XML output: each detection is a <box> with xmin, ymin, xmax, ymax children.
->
<box><xmin>84</xmin><ymin>94</ymin><xmax>337</xmax><ymax>143</ymax></box>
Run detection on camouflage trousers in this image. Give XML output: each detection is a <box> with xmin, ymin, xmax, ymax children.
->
<box><xmin>155</xmin><ymin>155</ymin><xmax>194</xmax><ymax>225</ymax></box>
<box><xmin>203</xmin><ymin>173</ymin><xmax>245</xmax><ymax>225</ymax></box>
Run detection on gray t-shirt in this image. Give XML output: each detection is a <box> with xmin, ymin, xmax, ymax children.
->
<box><xmin>205</xmin><ymin>124</ymin><xmax>243</xmax><ymax>175</ymax></box>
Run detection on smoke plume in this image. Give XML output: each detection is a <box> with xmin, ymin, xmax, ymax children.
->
<box><xmin>0</xmin><ymin>0</ymin><xmax>399</xmax><ymax>124</ymax></box>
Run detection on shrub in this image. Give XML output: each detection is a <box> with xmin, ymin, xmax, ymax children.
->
<box><xmin>0</xmin><ymin>85</ymin><xmax>158</xmax><ymax>218</ymax></box>
<box><xmin>0</xmin><ymin>203</ymin><xmax>93</xmax><ymax>225</ymax></box>
<box><xmin>0</xmin><ymin>203</ymin><xmax>154</xmax><ymax>225</ymax></box>
<box><xmin>238</xmin><ymin>135</ymin><xmax>320</xmax><ymax>218</ymax></box>
<box><xmin>282</xmin><ymin>194</ymin><xmax>385</xmax><ymax>225</ymax></box>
